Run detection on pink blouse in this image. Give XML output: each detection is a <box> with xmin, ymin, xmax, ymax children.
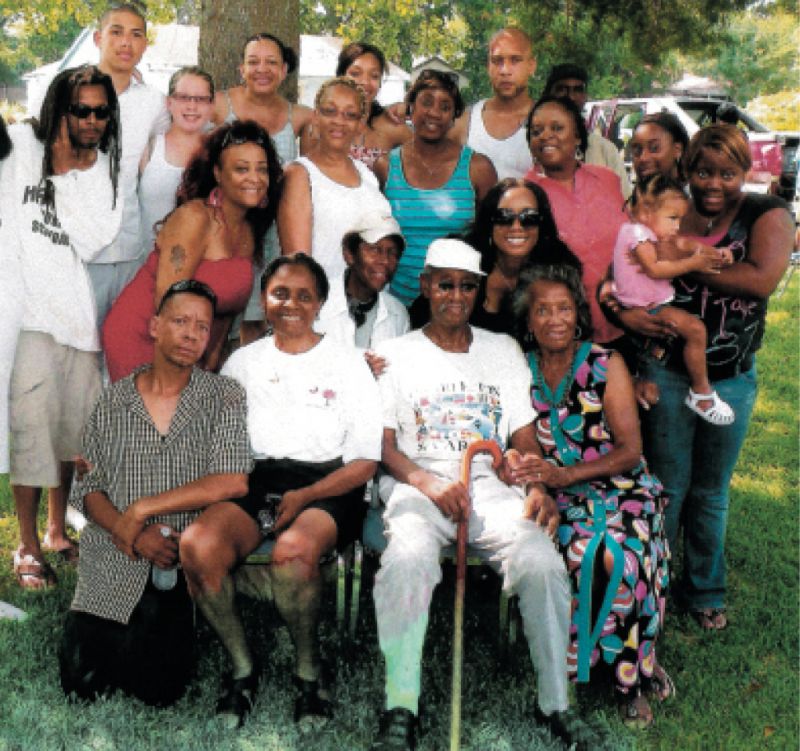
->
<box><xmin>526</xmin><ymin>164</ymin><xmax>626</xmax><ymax>343</ymax></box>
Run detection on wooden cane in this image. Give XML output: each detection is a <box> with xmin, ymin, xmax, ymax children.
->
<box><xmin>450</xmin><ymin>439</ymin><xmax>504</xmax><ymax>751</ymax></box>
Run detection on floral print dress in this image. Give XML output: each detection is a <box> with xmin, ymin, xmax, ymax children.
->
<box><xmin>530</xmin><ymin>342</ymin><xmax>670</xmax><ymax>694</ymax></box>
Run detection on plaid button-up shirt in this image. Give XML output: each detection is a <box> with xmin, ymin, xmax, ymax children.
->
<box><xmin>70</xmin><ymin>367</ymin><xmax>253</xmax><ymax>623</ymax></box>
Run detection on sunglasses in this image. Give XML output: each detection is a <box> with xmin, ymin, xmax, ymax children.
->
<box><xmin>171</xmin><ymin>93</ymin><xmax>213</xmax><ymax>104</ymax></box>
<box><xmin>435</xmin><ymin>281</ymin><xmax>479</xmax><ymax>294</ymax></box>
<box><xmin>491</xmin><ymin>208</ymin><xmax>541</xmax><ymax>227</ymax></box>
<box><xmin>553</xmin><ymin>83</ymin><xmax>586</xmax><ymax>95</ymax></box>
<box><xmin>221</xmin><ymin>129</ymin><xmax>269</xmax><ymax>150</ymax></box>
<box><xmin>68</xmin><ymin>104</ymin><xmax>111</xmax><ymax>120</ymax></box>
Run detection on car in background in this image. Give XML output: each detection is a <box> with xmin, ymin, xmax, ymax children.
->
<box><xmin>775</xmin><ymin>130</ymin><xmax>799</xmax><ymax>212</ymax></box>
<box><xmin>586</xmin><ymin>96</ymin><xmax>798</xmax><ymax>204</ymax></box>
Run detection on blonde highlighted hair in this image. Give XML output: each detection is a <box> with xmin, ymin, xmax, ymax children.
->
<box><xmin>314</xmin><ymin>76</ymin><xmax>368</xmax><ymax>119</ymax></box>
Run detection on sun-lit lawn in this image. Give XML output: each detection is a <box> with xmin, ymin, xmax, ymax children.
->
<box><xmin>0</xmin><ymin>275</ymin><xmax>797</xmax><ymax>751</ymax></box>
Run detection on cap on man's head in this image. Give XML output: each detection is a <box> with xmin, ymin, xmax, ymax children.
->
<box><xmin>424</xmin><ymin>239</ymin><xmax>486</xmax><ymax>276</ymax></box>
<box><xmin>544</xmin><ymin>63</ymin><xmax>588</xmax><ymax>92</ymax></box>
<box><xmin>349</xmin><ymin>211</ymin><xmax>405</xmax><ymax>250</ymax></box>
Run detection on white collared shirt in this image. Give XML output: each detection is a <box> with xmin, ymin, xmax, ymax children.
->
<box><xmin>315</xmin><ymin>274</ymin><xmax>410</xmax><ymax>350</ymax></box>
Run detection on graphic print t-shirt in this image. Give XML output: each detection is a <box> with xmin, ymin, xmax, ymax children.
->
<box><xmin>376</xmin><ymin>328</ymin><xmax>535</xmax><ymax>468</ymax></box>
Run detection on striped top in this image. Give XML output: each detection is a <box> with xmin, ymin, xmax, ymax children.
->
<box><xmin>386</xmin><ymin>145</ymin><xmax>476</xmax><ymax>305</ymax></box>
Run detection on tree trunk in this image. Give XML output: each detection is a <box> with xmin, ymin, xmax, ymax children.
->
<box><xmin>198</xmin><ymin>0</ymin><xmax>299</xmax><ymax>99</ymax></box>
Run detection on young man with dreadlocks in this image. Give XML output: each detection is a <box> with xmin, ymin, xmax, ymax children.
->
<box><xmin>1</xmin><ymin>65</ymin><xmax>122</xmax><ymax>590</ymax></box>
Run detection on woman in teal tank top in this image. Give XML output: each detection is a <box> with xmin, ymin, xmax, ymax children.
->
<box><xmin>374</xmin><ymin>70</ymin><xmax>497</xmax><ymax>306</ymax></box>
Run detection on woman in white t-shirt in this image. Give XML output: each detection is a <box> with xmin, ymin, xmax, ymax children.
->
<box><xmin>180</xmin><ymin>253</ymin><xmax>381</xmax><ymax>729</ymax></box>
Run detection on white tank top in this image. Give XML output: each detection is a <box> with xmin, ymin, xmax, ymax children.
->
<box><xmin>294</xmin><ymin>156</ymin><xmax>392</xmax><ymax>283</ymax></box>
<box><xmin>466</xmin><ymin>99</ymin><xmax>532</xmax><ymax>180</ymax></box>
<box><xmin>138</xmin><ymin>134</ymin><xmax>184</xmax><ymax>252</ymax></box>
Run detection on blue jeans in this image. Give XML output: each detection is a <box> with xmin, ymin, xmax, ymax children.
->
<box><xmin>640</xmin><ymin>360</ymin><xmax>757</xmax><ymax>610</ymax></box>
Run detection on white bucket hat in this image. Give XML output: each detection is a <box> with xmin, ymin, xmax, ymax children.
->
<box><xmin>424</xmin><ymin>239</ymin><xmax>486</xmax><ymax>276</ymax></box>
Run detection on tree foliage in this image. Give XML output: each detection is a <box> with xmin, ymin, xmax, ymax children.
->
<box><xmin>566</xmin><ymin>0</ymin><xmax>749</xmax><ymax>61</ymax></box>
<box><xmin>298</xmin><ymin>0</ymin><xmax>754</xmax><ymax>103</ymax></box>
<box><xmin>301</xmin><ymin>0</ymin><xmax>474</xmax><ymax>73</ymax></box>
<box><xmin>686</xmin><ymin>8</ymin><xmax>800</xmax><ymax>103</ymax></box>
<box><xmin>0</xmin><ymin>0</ymin><xmax>181</xmax><ymax>85</ymax></box>
<box><xmin>746</xmin><ymin>91</ymin><xmax>800</xmax><ymax>131</ymax></box>
<box><xmin>4</xmin><ymin>0</ymin><xmax>794</xmax><ymax>110</ymax></box>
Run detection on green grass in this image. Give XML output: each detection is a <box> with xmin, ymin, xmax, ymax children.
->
<box><xmin>1</xmin><ymin>276</ymin><xmax>797</xmax><ymax>751</ymax></box>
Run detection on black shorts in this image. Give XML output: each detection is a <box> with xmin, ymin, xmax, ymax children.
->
<box><xmin>232</xmin><ymin>457</ymin><xmax>367</xmax><ymax>551</ymax></box>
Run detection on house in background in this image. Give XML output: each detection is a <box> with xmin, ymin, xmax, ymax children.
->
<box><xmin>298</xmin><ymin>35</ymin><xmax>408</xmax><ymax>107</ymax></box>
<box><xmin>22</xmin><ymin>25</ymin><xmax>409</xmax><ymax>116</ymax></box>
<box><xmin>410</xmin><ymin>55</ymin><xmax>468</xmax><ymax>90</ymax></box>
<box><xmin>23</xmin><ymin>25</ymin><xmax>198</xmax><ymax>116</ymax></box>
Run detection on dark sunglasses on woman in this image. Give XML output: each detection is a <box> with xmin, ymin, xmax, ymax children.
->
<box><xmin>491</xmin><ymin>208</ymin><xmax>541</xmax><ymax>228</ymax></box>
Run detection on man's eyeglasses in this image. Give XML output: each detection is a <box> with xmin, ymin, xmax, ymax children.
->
<box><xmin>68</xmin><ymin>104</ymin><xmax>111</xmax><ymax>120</ymax></box>
<box><xmin>435</xmin><ymin>280</ymin><xmax>479</xmax><ymax>294</ymax></box>
<box><xmin>491</xmin><ymin>208</ymin><xmax>541</xmax><ymax>228</ymax></box>
<box><xmin>171</xmin><ymin>93</ymin><xmax>213</xmax><ymax>104</ymax></box>
<box><xmin>553</xmin><ymin>83</ymin><xmax>586</xmax><ymax>96</ymax></box>
<box><xmin>360</xmin><ymin>242</ymin><xmax>401</xmax><ymax>259</ymax></box>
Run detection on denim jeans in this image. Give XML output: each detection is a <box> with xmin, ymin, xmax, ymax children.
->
<box><xmin>640</xmin><ymin>360</ymin><xmax>757</xmax><ymax>610</ymax></box>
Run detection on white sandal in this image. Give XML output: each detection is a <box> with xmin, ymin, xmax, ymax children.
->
<box><xmin>684</xmin><ymin>389</ymin><xmax>735</xmax><ymax>425</ymax></box>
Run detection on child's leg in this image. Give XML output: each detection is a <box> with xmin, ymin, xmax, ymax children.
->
<box><xmin>650</xmin><ymin>307</ymin><xmax>734</xmax><ymax>424</ymax></box>
<box><xmin>650</xmin><ymin>307</ymin><xmax>711</xmax><ymax>396</ymax></box>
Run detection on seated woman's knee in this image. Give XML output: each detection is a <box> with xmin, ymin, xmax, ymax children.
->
<box><xmin>271</xmin><ymin>528</ymin><xmax>325</xmax><ymax>575</ymax></box>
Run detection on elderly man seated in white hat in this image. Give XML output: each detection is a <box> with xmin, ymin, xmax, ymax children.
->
<box><xmin>315</xmin><ymin>211</ymin><xmax>409</xmax><ymax>364</ymax></box>
<box><xmin>368</xmin><ymin>239</ymin><xmax>595</xmax><ymax>751</ymax></box>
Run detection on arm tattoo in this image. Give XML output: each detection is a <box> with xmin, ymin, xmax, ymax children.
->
<box><xmin>170</xmin><ymin>244</ymin><xmax>186</xmax><ymax>272</ymax></box>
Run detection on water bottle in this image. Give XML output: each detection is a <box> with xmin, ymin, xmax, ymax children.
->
<box><xmin>151</xmin><ymin>525</ymin><xmax>178</xmax><ymax>591</ymax></box>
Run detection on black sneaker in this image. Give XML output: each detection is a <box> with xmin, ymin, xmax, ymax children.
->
<box><xmin>370</xmin><ymin>708</ymin><xmax>418</xmax><ymax>751</ymax></box>
<box><xmin>215</xmin><ymin>669</ymin><xmax>259</xmax><ymax>729</ymax></box>
<box><xmin>533</xmin><ymin>706</ymin><xmax>599</xmax><ymax>751</ymax></box>
<box><xmin>293</xmin><ymin>675</ymin><xmax>332</xmax><ymax>730</ymax></box>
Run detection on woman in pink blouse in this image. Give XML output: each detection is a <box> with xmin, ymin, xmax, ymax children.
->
<box><xmin>524</xmin><ymin>95</ymin><xmax>626</xmax><ymax>344</ymax></box>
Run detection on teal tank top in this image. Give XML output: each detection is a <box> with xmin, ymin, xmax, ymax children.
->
<box><xmin>386</xmin><ymin>145</ymin><xmax>476</xmax><ymax>305</ymax></box>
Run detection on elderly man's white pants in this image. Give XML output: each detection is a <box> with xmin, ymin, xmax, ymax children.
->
<box><xmin>373</xmin><ymin>468</ymin><xmax>571</xmax><ymax>715</ymax></box>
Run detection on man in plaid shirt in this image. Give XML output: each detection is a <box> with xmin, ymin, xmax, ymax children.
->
<box><xmin>59</xmin><ymin>280</ymin><xmax>252</xmax><ymax>706</ymax></box>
